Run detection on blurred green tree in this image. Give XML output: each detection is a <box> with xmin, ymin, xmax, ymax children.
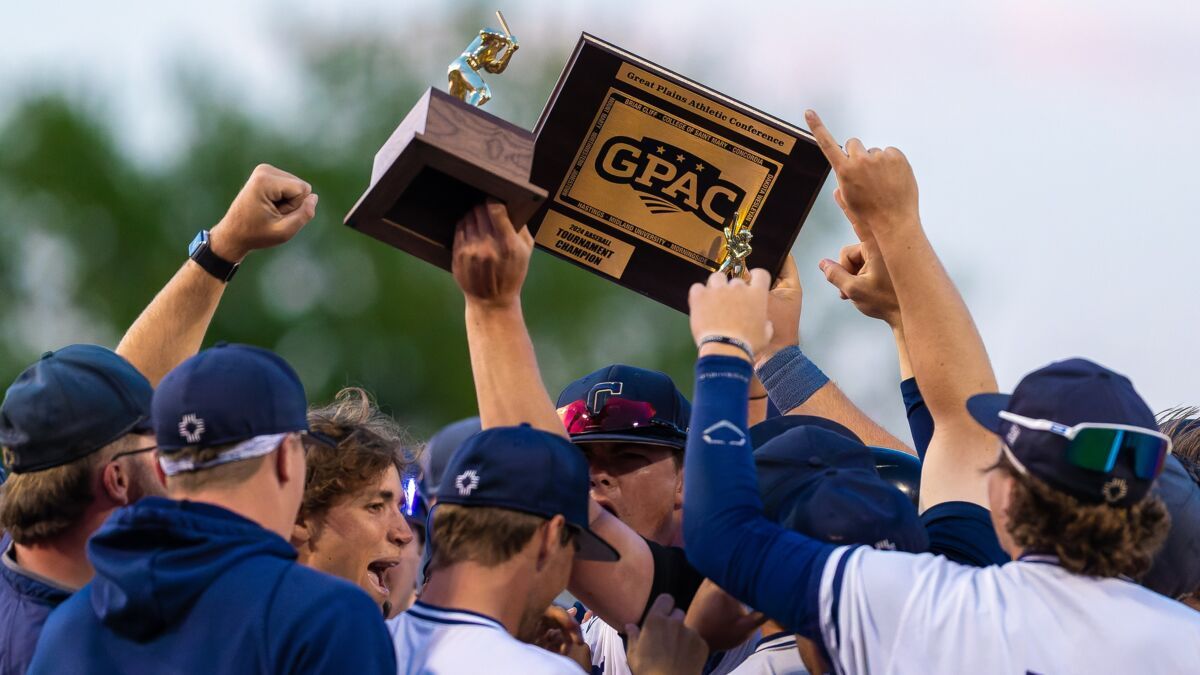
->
<box><xmin>0</xmin><ymin>11</ymin><xmax>853</xmax><ymax>440</ymax></box>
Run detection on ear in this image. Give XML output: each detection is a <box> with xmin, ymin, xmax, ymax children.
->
<box><xmin>100</xmin><ymin>460</ymin><xmax>131</xmax><ymax>506</ymax></box>
<box><xmin>674</xmin><ymin>465</ymin><xmax>684</xmax><ymax>508</ymax></box>
<box><xmin>275</xmin><ymin>434</ymin><xmax>303</xmax><ymax>485</ymax></box>
<box><xmin>535</xmin><ymin>515</ymin><xmax>568</xmax><ymax>571</ymax></box>
<box><xmin>153</xmin><ymin>451</ymin><xmax>168</xmax><ymax>487</ymax></box>
<box><xmin>291</xmin><ymin>516</ymin><xmax>313</xmax><ymax>550</ymax></box>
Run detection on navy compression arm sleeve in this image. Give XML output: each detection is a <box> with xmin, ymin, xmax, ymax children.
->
<box><xmin>900</xmin><ymin>377</ymin><xmax>934</xmax><ymax>461</ymax></box>
<box><xmin>682</xmin><ymin>355</ymin><xmax>837</xmax><ymax>639</ymax></box>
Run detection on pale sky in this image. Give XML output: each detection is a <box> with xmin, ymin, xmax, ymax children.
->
<box><xmin>3</xmin><ymin>0</ymin><xmax>1198</xmax><ymax>432</ymax></box>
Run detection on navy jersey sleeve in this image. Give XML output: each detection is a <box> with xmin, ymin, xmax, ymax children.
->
<box><xmin>642</xmin><ymin>539</ymin><xmax>705</xmax><ymax>621</ymax></box>
<box><xmin>682</xmin><ymin>355</ymin><xmax>837</xmax><ymax>640</ymax></box>
<box><xmin>921</xmin><ymin>501</ymin><xmax>1010</xmax><ymax>567</ymax></box>
<box><xmin>900</xmin><ymin>378</ymin><xmax>934</xmax><ymax>461</ymax></box>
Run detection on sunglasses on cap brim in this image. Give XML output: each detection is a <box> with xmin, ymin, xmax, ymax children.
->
<box><xmin>556</xmin><ymin>398</ymin><xmax>684</xmax><ymax>436</ymax></box>
<box><xmin>998</xmin><ymin>410</ymin><xmax>1173</xmax><ymax>480</ymax></box>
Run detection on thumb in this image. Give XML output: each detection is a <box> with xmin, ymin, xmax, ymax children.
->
<box><xmin>276</xmin><ymin>193</ymin><xmax>318</xmax><ymax>236</ymax></box>
<box><xmin>819</xmin><ymin>258</ymin><xmax>855</xmax><ymax>297</ymax></box>
<box><xmin>624</xmin><ymin>623</ymin><xmax>641</xmax><ymax>653</ymax></box>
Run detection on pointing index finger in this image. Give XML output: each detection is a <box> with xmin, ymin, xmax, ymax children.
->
<box><xmin>805</xmin><ymin>110</ymin><xmax>845</xmax><ymax>171</ymax></box>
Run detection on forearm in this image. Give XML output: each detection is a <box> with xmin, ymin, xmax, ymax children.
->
<box><xmin>893</xmin><ymin>325</ymin><xmax>913</xmax><ymax>381</ymax></box>
<box><xmin>463</xmin><ymin>301</ymin><xmax>564</xmax><ymax>436</ymax></box>
<box><xmin>875</xmin><ymin>222</ymin><xmax>996</xmax><ymax>425</ymax></box>
<box><xmin>568</xmin><ymin>503</ymin><xmax>655</xmax><ymax>628</ymax></box>
<box><xmin>683</xmin><ymin>354</ymin><xmax>832</xmax><ymax>638</ymax></box>
<box><xmin>116</xmin><ymin>260</ymin><xmax>226</xmax><ymax>386</ymax></box>
<box><xmin>757</xmin><ymin>347</ymin><xmax>914</xmax><ymax>454</ymax></box>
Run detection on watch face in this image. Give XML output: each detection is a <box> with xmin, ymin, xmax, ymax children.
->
<box><xmin>188</xmin><ymin>230</ymin><xmax>209</xmax><ymax>257</ymax></box>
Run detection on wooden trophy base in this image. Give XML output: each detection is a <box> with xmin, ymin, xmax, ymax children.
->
<box><xmin>345</xmin><ymin>88</ymin><xmax>548</xmax><ymax>270</ymax></box>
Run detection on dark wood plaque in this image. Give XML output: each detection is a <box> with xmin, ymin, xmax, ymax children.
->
<box><xmin>529</xmin><ymin>34</ymin><xmax>830</xmax><ymax>312</ymax></box>
<box><xmin>345</xmin><ymin>87</ymin><xmax>548</xmax><ymax>270</ymax></box>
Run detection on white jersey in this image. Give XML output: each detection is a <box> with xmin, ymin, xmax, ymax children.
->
<box><xmin>819</xmin><ymin>548</ymin><xmax>1200</xmax><ymax>675</ymax></box>
<box><xmin>389</xmin><ymin>601</ymin><xmax>581</xmax><ymax>674</ymax></box>
<box><xmin>582</xmin><ymin>613</ymin><xmax>758</xmax><ymax>675</ymax></box>
<box><xmin>728</xmin><ymin>633</ymin><xmax>807</xmax><ymax>675</ymax></box>
<box><xmin>581</xmin><ymin>615</ymin><xmax>629</xmax><ymax>675</ymax></box>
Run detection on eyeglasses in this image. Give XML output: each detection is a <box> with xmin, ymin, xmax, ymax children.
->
<box><xmin>556</xmin><ymin>398</ymin><xmax>684</xmax><ymax>436</ymax></box>
<box><xmin>110</xmin><ymin>445</ymin><xmax>157</xmax><ymax>463</ymax></box>
<box><xmin>998</xmin><ymin>410</ymin><xmax>1173</xmax><ymax>480</ymax></box>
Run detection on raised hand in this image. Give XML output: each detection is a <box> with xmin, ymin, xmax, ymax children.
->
<box><xmin>805</xmin><ymin>110</ymin><xmax>919</xmax><ymax>239</ymax></box>
<box><xmin>626</xmin><ymin>594</ymin><xmax>710</xmax><ymax>675</ymax></box>
<box><xmin>759</xmin><ymin>256</ymin><xmax>802</xmax><ymax>367</ymax></box>
<box><xmin>451</xmin><ymin>200</ymin><xmax>533</xmax><ymax>309</ymax></box>
<box><xmin>688</xmin><ymin>269</ymin><xmax>774</xmax><ymax>360</ymax></box>
<box><xmin>819</xmin><ymin>190</ymin><xmax>901</xmax><ymax>328</ymax></box>
<box><xmin>209</xmin><ymin>164</ymin><xmax>319</xmax><ymax>262</ymax></box>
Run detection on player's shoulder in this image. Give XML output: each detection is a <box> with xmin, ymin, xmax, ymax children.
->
<box><xmin>395</xmin><ymin>603</ymin><xmax>581</xmax><ymax>674</ymax></box>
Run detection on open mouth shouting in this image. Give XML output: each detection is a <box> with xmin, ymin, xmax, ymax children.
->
<box><xmin>366</xmin><ymin>558</ymin><xmax>401</xmax><ymax>599</ymax></box>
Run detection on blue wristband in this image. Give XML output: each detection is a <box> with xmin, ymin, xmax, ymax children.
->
<box><xmin>756</xmin><ymin>345</ymin><xmax>830</xmax><ymax>412</ymax></box>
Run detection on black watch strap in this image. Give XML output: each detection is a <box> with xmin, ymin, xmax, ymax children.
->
<box><xmin>189</xmin><ymin>231</ymin><xmax>239</xmax><ymax>282</ymax></box>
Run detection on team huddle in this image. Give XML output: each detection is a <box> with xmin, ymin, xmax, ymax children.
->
<box><xmin>1</xmin><ymin>111</ymin><xmax>1198</xmax><ymax>674</ymax></box>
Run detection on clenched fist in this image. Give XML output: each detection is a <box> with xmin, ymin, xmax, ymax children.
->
<box><xmin>688</xmin><ymin>269</ymin><xmax>774</xmax><ymax>359</ymax></box>
<box><xmin>806</xmin><ymin>110</ymin><xmax>920</xmax><ymax>239</ymax></box>
<box><xmin>209</xmin><ymin>164</ymin><xmax>318</xmax><ymax>262</ymax></box>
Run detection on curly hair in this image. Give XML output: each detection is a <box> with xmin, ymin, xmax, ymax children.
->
<box><xmin>300</xmin><ymin>388</ymin><xmax>416</xmax><ymax>526</ymax></box>
<box><xmin>996</xmin><ymin>456</ymin><xmax>1169</xmax><ymax>579</ymax></box>
<box><xmin>1158</xmin><ymin>406</ymin><xmax>1200</xmax><ymax>475</ymax></box>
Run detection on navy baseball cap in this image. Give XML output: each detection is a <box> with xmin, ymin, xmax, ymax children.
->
<box><xmin>967</xmin><ymin>358</ymin><xmax>1160</xmax><ymax>506</ymax></box>
<box><xmin>556</xmin><ymin>365</ymin><xmax>690</xmax><ymax>449</ymax></box>
<box><xmin>0</xmin><ymin>345</ymin><xmax>152</xmax><ymax>474</ymax></box>
<box><xmin>750</xmin><ymin>415</ymin><xmax>922</xmax><ymax>507</ymax></box>
<box><xmin>424</xmin><ymin>417</ymin><xmax>481</xmax><ymax>499</ymax></box>
<box><xmin>435</xmin><ymin>424</ymin><xmax>620</xmax><ymax>562</ymax></box>
<box><xmin>754</xmin><ymin>425</ymin><xmax>928</xmax><ymax>552</ymax></box>
<box><xmin>153</xmin><ymin>344</ymin><xmax>314</xmax><ymax>452</ymax></box>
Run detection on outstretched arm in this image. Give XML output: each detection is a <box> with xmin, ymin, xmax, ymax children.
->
<box><xmin>116</xmin><ymin>165</ymin><xmax>317</xmax><ymax>385</ymax></box>
<box><xmin>450</xmin><ymin>202</ymin><xmax>657</xmax><ymax>630</ymax></box>
<box><xmin>806</xmin><ymin>110</ymin><xmax>997</xmax><ymax>509</ymax></box>
<box><xmin>682</xmin><ymin>269</ymin><xmax>838</xmax><ymax>639</ymax></box>
<box><xmin>756</xmin><ymin>257</ymin><xmax>913</xmax><ymax>453</ymax></box>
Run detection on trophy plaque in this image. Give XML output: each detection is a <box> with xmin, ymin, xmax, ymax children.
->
<box><xmin>529</xmin><ymin>34</ymin><xmax>830</xmax><ymax>311</ymax></box>
<box><xmin>344</xmin><ymin>12</ymin><xmax>547</xmax><ymax>270</ymax></box>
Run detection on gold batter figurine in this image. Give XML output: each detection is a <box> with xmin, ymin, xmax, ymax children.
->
<box><xmin>718</xmin><ymin>208</ymin><xmax>753</xmax><ymax>279</ymax></box>
<box><xmin>448</xmin><ymin>11</ymin><xmax>520</xmax><ymax>107</ymax></box>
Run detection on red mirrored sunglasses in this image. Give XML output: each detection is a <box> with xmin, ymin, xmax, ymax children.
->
<box><xmin>557</xmin><ymin>397</ymin><xmax>682</xmax><ymax>436</ymax></box>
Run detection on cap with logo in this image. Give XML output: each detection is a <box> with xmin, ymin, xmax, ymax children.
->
<box><xmin>751</xmin><ymin>414</ymin><xmax>923</xmax><ymax>508</ymax></box>
<box><xmin>424</xmin><ymin>417</ymin><xmax>481</xmax><ymax>499</ymax></box>
<box><xmin>0</xmin><ymin>345</ymin><xmax>153</xmax><ymax>474</ymax></box>
<box><xmin>435</xmin><ymin>424</ymin><xmax>620</xmax><ymax>562</ymax></box>
<box><xmin>967</xmin><ymin>358</ymin><xmax>1165</xmax><ymax>507</ymax></box>
<box><xmin>152</xmin><ymin>343</ymin><xmax>321</xmax><ymax>474</ymax></box>
<box><xmin>556</xmin><ymin>364</ymin><xmax>690</xmax><ymax>449</ymax></box>
<box><xmin>754</xmin><ymin>425</ymin><xmax>928</xmax><ymax>552</ymax></box>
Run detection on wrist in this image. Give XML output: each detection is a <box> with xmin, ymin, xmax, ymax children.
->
<box><xmin>868</xmin><ymin>214</ymin><xmax>923</xmax><ymax>244</ymax></box>
<box><xmin>698</xmin><ymin>342</ymin><xmax>751</xmax><ymax>362</ymax></box>
<box><xmin>207</xmin><ymin>223</ymin><xmax>249</xmax><ymax>263</ymax></box>
<box><xmin>465</xmin><ymin>296</ymin><xmax>523</xmax><ymax>317</ymax></box>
